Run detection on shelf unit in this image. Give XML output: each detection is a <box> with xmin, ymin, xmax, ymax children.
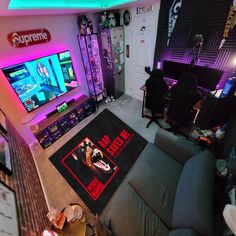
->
<box><xmin>34</xmin><ymin>95</ymin><xmax>96</xmax><ymax>149</ymax></box>
<box><xmin>78</xmin><ymin>34</ymin><xmax>105</xmax><ymax>103</ymax></box>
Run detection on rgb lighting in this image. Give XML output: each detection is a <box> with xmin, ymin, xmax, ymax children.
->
<box><xmin>8</xmin><ymin>0</ymin><xmax>137</xmax><ymax>9</ymax></box>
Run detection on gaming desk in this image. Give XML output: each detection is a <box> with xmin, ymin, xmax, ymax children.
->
<box><xmin>140</xmin><ymin>85</ymin><xmax>202</xmax><ymax>122</ymax></box>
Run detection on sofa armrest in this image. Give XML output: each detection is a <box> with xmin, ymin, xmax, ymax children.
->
<box><xmin>154</xmin><ymin>128</ymin><xmax>201</xmax><ymax>164</ymax></box>
<box><xmin>168</xmin><ymin>229</ymin><xmax>199</xmax><ymax>236</ymax></box>
<box><xmin>171</xmin><ymin>150</ymin><xmax>215</xmax><ymax>236</ymax></box>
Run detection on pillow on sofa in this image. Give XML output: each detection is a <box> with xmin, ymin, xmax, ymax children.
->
<box><xmin>128</xmin><ymin>143</ymin><xmax>183</xmax><ymax>228</ymax></box>
<box><xmin>171</xmin><ymin>150</ymin><xmax>216</xmax><ymax>236</ymax></box>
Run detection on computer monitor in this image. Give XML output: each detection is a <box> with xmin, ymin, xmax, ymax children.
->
<box><xmin>195</xmin><ymin>94</ymin><xmax>236</xmax><ymax>129</ymax></box>
<box><xmin>162</xmin><ymin>60</ymin><xmax>224</xmax><ymax>91</ymax></box>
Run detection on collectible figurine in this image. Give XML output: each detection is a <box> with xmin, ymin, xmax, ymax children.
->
<box><xmin>78</xmin><ymin>15</ymin><xmax>88</xmax><ymax>36</ymax></box>
<box><xmin>108</xmin><ymin>12</ymin><xmax>116</xmax><ymax>28</ymax></box>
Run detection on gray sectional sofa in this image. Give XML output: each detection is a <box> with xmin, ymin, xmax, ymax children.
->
<box><xmin>101</xmin><ymin>128</ymin><xmax>217</xmax><ymax>236</ymax></box>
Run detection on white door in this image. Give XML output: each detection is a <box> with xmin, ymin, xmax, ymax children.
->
<box><xmin>123</xmin><ymin>3</ymin><xmax>160</xmax><ymax>101</ymax></box>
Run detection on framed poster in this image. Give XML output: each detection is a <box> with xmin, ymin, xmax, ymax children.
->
<box><xmin>0</xmin><ymin>109</ymin><xmax>8</xmax><ymax>141</ymax></box>
<box><xmin>0</xmin><ymin>134</ymin><xmax>12</xmax><ymax>176</ymax></box>
<box><xmin>0</xmin><ymin>181</ymin><xmax>20</xmax><ymax>236</ymax></box>
<box><xmin>0</xmin><ymin>109</ymin><xmax>12</xmax><ymax>176</ymax></box>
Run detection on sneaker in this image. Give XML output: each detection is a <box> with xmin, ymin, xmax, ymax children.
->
<box><xmin>110</xmin><ymin>96</ymin><xmax>115</xmax><ymax>102</ymax></box>
<box><xmin>105</xmin><ymin>97</ymin><xmax>111</xmax><ymax>103</ymax></box>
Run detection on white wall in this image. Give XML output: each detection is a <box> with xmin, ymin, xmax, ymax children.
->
<box><xmin>122</xmin><ymin>2</ymin><xmax>160</xmax><ymax>100</ymax></box>
<box><xmin>0</xmin><ymin>8</ymin><xmax>160</xmax><ymax>143</ymax></box>
<box><xmin>0</xmin><ymin>14</ymin><xmax>88</xmax><ymax>144</ymax></box>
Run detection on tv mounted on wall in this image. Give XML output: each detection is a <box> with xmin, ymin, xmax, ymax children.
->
<box><xmin>1</xmin><ymin>50</ymin><xmax>79</xmax><ymax>112</ymax></box>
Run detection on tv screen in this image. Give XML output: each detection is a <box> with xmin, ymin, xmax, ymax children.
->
<box><xmin>1</xmin><ymin>50</ymin><xmax>79</xmax><ymax>112</ymax></box>
<box><xmin>162</xmin><ymin>60</ymin><xmax>224</xmax><ymax>91</ymax></box>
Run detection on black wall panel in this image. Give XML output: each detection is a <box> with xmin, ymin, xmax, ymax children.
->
<box><xmin>154</xmin><ymin>0</ymin><xmax>235</xmax><ymax>88</ymax></box>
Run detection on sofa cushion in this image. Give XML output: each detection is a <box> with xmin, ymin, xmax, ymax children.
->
<box><xmin>172</xmin><ymin>150</ymin><xmax>216</xmax><ymax>236</ymax></box>
<box><xmin>101</xmin><ymin>182</ymin><xmax>169</xmax><ymax>236</ymax></box>
<box><xmin>223</xmin><ymin>111</ymin><xmax>236</xmax><ymax>158</ymax></box>
<box><xmin>168</xmin><ymin>229</ymin><xmax>199</xmax><ymax>236</ymax></box>
<box><xmin>154</xmin><ymin>128</ymin><xmax>201</xmax><ymax>164</ymax></box>
<box><xmin>128</xmin><ymin>143</ymin><xmax>183</xmax><ymax>228</ymax></box>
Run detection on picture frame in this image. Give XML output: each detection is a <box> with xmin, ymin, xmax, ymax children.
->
<box><xmin>123</xmin><ymin>10</ymin><xmax>131</xmax><ymax>26</ymax></box>
<box><xmin>0</xmin><ymin>180</ymin><xmax>20</xmax><ymax>236</ymax></box>
<box><xmin>0</xmin><ymin>134</ymin><xmax>12</xmax><ymax>176</ymax></box>
<box><xmin>0</xmin><ymin>109</ymin><xmax>8</xmax><ymax>141</ymax></box>
<box><xmin>0</xmin><ymin>109</ymin><xmax>12</xmax><ymax>176</ymax></box>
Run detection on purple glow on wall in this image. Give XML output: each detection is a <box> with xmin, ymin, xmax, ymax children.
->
<box><xmin>153</xmin><ymin>0</ymin><xmax>236</xmax><ymax>92</ymax></box>
<box><xmin>158</xmin><ymin>54</ymin><xmax>228</xmax><ymax>90</ymax></box>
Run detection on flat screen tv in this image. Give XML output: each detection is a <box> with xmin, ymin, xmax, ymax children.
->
<box><xmin>162</xmin><ymin>60</ymin><xmax>224</xmax><ymax>91</ymax></box>
<box><xmin>1</xmin><ymin>50</ymin><xmax>79</xmax><ymax>112</ymax></box>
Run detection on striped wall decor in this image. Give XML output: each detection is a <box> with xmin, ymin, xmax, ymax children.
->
<box><xmin>154</xmin><ymin>0</ymin><xmax>236</xmax><ymax>89</ymax></box>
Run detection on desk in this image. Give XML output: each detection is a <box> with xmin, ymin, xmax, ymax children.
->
<box><xmin>140</xmin><ymin>85</ymin><xmax>202</xmax><ymax>123</ymax></box>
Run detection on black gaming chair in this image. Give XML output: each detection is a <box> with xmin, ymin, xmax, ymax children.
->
<box><xmin>165</xmin><ymin>72</ymin><xmax>202</xmax><ymax>134</ymax></box>
<box><xmin>145</xmin><ymin>69</ymin><xmax>168</xmax><ymax>128</ymax></box>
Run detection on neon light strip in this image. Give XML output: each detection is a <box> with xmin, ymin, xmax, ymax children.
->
<box><xmin>8</xmin><ymin>0</ymin><xmax>137</xmax><ymax>9</ymax></box>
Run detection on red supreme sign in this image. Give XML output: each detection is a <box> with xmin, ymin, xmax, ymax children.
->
<box><xmin>7</xmin><ymin>29</ymin><xmax>51</xmax><ymax>48</ymax></box>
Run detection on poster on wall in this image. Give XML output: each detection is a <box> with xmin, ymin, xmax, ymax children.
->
<box><xmin>0</xmin><ymin>181</ymin><xmax>19</xmax><ymax>236</ymax></box>
<box><xmin>167</xmin><ymin>0</ymin><xmax>182</xmax><ymax>46</ymax></box>
<box><xmin>7</xmin><ymin>29</ymin><xmax>51</xmax><ymax>48</ymax></box>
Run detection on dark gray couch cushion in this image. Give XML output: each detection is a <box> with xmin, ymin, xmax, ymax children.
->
<box><xmin>101</xmin><ymin>183</ymin><xmax>169</xmax><ymax>236</ymax></box>
<box><xmin>128</xmin><ymin>143</ymin><xmax>183</xmax><ymax>228</ymax></box>
<box><xmin>169</xmin><ymin>229</ymin><xmax>199</xmax><ymax>236</ymax></box>
<box><xmin>172</xmin><ymin>150</ymin><xmax>216</xmax><ymax>236</ymax></box>
<box><xmin>223</xmin><ymin>111</ymin><xmax>236</xmax><ymax>158</ymax></box>
<box><xmin>154</xmin><ymin>128</ymin><xmax>201</xmax><ymax>164</ymax></box>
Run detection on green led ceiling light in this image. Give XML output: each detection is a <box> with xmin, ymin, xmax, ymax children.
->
<box><xmin>8</xmin><ymin>0</ymin><xmax>137</xmax><ymax>9</ymax></box>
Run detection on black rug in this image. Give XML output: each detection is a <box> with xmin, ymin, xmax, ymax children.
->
<box><xmin>49</xmin><ymin>108</ymin><xmax>147</xmax><ymax>214</ymax></box>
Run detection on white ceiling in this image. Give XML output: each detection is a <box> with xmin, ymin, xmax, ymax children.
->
<box><xmin>0</xmin><ymin>0</ymin><xmax>158</xmax><ymax>16</ymax></box>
